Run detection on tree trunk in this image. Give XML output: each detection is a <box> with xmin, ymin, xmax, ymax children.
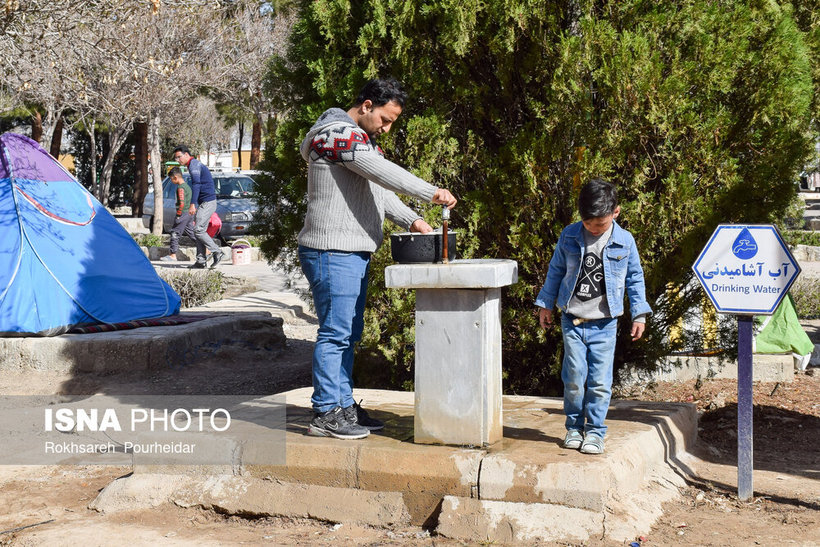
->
<box><xmin>99</xmin><ymin>126</ymin><xmax>130</xmax><ymax>207</ymax></box>
<box><xmin>148</xmin><ymin>113</ymin><xmax>164</xmax><ymax>236</ymax></box>
<box><xmin>87</xmin><ymin>122</ymin><xmax>98</xmax><ymax>198</ymax></box>
<box><xmin>250</xmin><ymin>117</ymin><xmax>262</xmax><ymax>169</ymax></box>
<box><xmin>236</xmin><ymin>121</ymin><xmax>244</xmax><ymax>171</ymax></box>
<box><xmin>41</xmin><ymin>105</ymin><xmax>63</xmax><ymax>151</ymax></box>
<box><xmin>31</xmin><ymin>111</ymin><xmax>42</xmax><ymax>143</ymax></box>
<box><xmin>49</xmin><ymin>117</ymin><xmax>64</xmax><ymax>158</ymax></box>
<box><xmin>132</xmin><ymin>121</ymin><xmax>149</xmax><ymax>218</ymax></box>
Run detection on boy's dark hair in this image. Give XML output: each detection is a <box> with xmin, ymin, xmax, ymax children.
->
<box><xmin>168</xmin><ymin>166</ymin><xmax>183</xmax><ymax>178</ymax></box>
<box><xmin>352</xmin><ymin>77</ymin><xmax>407</xmax><ymax>108</ymax></box>
<box><xmin>578</xmin><ymin>179</ymin><xmax>618</xmax><ymax>220</ymax></box>
<box><xmin>172</xmin><ymin>145</ymin><xmax>190</xmax><ymax>156</ymax></box>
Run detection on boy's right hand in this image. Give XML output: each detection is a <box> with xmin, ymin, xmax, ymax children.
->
<box><xmin>538</xmin><ymin>308</ymin><xmax>553</xmax><ymax>329</ymax></box>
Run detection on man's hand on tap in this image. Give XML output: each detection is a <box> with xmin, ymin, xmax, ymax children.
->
<box><xmin>432</xmin><ymin>189</ymin><xmax>457</xmax><ymax>209</ymax></box>
<box><xmin>410</xmin><ymin>189</ymin><xmax>456</xmax><ymax>233</ymax></box>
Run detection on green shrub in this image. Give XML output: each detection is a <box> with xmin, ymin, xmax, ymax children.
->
<box><xmin>158</xmin><ymin>269</ymin><xmax>225</xmax><ymax>308</ymax></box>
<box><xmin>257</xmin><ymin>0</ymin><xmax>817</xmax><ymax>394</ymax></box>
<box><xmin>243</xmin><ymin>235</ymin><xmax>263</xmax><ymax>247</ymax></box>
<box><xmin>791</xmin><ymin>278</ymin><xmax>820</xmax><ymax>319</ymax></box>
<box><xmin>782</xmin><ymin>230</ymin><xmax>820</xmax><ymax>248</ymax></box>
<box><xmin>133</xmin><ymin>233</ymin><xmax>163</xmax><ymax>248</ymax></box>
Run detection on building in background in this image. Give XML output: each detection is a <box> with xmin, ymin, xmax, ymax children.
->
<box><xmin>199</xmin><ymin>126</ymin><xmax>264</xmax><ymax>172</ymax></box>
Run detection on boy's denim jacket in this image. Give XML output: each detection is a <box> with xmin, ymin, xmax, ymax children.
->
<box><xmin>535</xmin><ymin>221</ymin><xmax>652</xmax><ymax>319</ymax></box>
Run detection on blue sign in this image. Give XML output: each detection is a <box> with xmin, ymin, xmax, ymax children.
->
<box><xmin>692</xmin><ymin>224</ymin><xmax>801</xmax><ymax>315</ymax></box>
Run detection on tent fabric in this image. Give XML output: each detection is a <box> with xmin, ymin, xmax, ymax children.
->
<box><xmin>754</xmin><ymin>294</ymin><xmax>814</xmax><ymax>356</ymax></box>
<box><xmin>0</xmin><ymin>133</ymin><xmax>181</xmax><ymax>336</ymax></box>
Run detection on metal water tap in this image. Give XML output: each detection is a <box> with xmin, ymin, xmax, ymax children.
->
<box><xmin>442</xmin><ymin>205</ymin><xmax>450</xmax><ymax>264</ymax></box>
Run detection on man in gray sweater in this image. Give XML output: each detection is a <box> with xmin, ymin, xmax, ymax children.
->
<box><xmin>298</xmin><ymin>78</ymin><xmax>457</xmax><ymax>439</ymax></box>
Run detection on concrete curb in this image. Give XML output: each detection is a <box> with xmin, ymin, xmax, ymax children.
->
<box><xmin>90</xmin><ymin>474</ymin><xmax>412</xmax><ymax>527</ymax></box>
<box><xmin>623</xmin><ymin>353</ymin><xmax>796</xmax><ymax>385</ymax></box>
<box><xmin>0</xmin><ymin>313</ymin><xmax>285</xmax><ymax>373</ymax></box>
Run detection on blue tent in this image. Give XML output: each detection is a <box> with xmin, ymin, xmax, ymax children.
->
<box><xmin>0</xmin><ymin>133</ymin><xmax>180</xmax><ymax>335</ymax></box>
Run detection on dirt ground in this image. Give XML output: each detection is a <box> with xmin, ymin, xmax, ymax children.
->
<box><xmin>1</xmin><ymin>318</ymin><xmax>818</xmax><ymax>545</ymax></box>
<box><xmin>617</xmin><ymin>374</ymin><xmax>820</xmax><ymax>547</ymax></box>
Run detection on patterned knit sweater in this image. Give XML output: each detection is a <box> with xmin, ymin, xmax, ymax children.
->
<box><xmin>297</xmin><ymin>108</ymin><xmax>438</xmax><ymax>253</ymax></box>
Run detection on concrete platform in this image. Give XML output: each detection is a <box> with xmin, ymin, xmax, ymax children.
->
<box><xmin>94</xmin><ymin>387</ymin><xmax>698</xmax><ymax>543</ymax></box>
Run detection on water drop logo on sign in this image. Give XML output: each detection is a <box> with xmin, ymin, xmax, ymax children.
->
<box><xmin>692</xmin><ymin>225</ymin><xmax>800</xmax><ymax>315</ymax></box>
<box><xmin>731</xmin><ymin>228</ymin><xmax>758</xmax><ymax>260</ymax></box>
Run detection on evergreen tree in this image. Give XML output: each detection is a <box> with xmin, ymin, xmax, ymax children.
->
<box><xmin>254</xmin><ymin>0</ymin><xmax>815</xmax><ymax>394</ymax></box>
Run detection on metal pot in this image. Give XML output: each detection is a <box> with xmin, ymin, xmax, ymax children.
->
<box><xmin>390</xmin><ymin>231</ymin><xmax>458</xmax><ymax>263</ymax></box>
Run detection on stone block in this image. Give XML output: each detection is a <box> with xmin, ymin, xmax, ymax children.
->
<box><xmin>357</xmin><ymin>445</ymin><xmax>482</xmax><ymax>525</ymax></box>
<box><xmin>479</xmin><ymin>454</ymin><xmax>609</xmax><ymax>511</ymax></box>
<box><xmin>0</xmin><ymin>314</ymin><xmax>284</xmax><ymax>374</ymax></box>
<box><xmin>436</xmin><ymin>496</ymin><xmax>603</xmax><ymax>544</ymax></box>
<box><xmin>385</xmin><ymin>259</ymin><xmax>518</xmax><ymax>289</ymax></box>
<box><xmin>623</xmin><ymin>353</ymin><xmax>796</xmax><ymax>384</ymax></box>
<box><xmin>794</xmin><ymin>244</ymin><xmax>820</xmax><ymax>261</ymax></box>
<box><xmin>246</xmin><ymin>439</ymin><xmax>359</xmax><ymax>489</ymax></box>
<box><xmin>92</xmin><ymin>474</ymin><xmax>411</xmax><ymax>527</ymax></box>
<box><xmin>414</xmin><ymin>288</ymin><xmax>503</xmax><ymax>446</ymax></box>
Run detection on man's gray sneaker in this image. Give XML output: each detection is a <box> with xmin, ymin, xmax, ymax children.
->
<box><xmin>307</xmin><ymin>406</ymin><xmax>369</xmax><ymax>439</ymax></box>
<box><xmin>343</xmin><ymin>400</ymin><xmax>384</xmax><ymax>431</ymax></box>
<box><xmin>210</xmin><ymin>250</ymin><xmax>225</xmax><ymax>269</ymax></box>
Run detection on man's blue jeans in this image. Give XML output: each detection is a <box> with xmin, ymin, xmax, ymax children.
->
<box><xmin>560</xmin><ymin>314</ymin><xmax>618</xmax><ymax>438</ymax></box>
<box><xmin>298</xmin><ymin>246</ymin><xmax>370</xmax><ymax>413</ymax></box>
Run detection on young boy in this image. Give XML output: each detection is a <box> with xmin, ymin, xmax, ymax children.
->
<box><xmin>160</xmin><ymin>167</ymin><xmax>195</xmax><ymax>262</ymax></box>
<box><xmin>535</xmin><ymin>179</ymin><xmax>651</xmax><ymax>454</ymax></box>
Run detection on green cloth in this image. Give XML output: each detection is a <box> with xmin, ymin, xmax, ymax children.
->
<box><xmin>175</xmin><ymin>182</ymin><xmax>192</xmax><ymax>214</ymax></box>
<box><xmin>754</xmin><ymin>294</ymin><xmax>814</xmax><ymax>355</ymax></box>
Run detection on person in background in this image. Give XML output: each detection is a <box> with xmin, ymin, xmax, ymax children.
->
<box><xmin>160</xmin><ymin>167</ymin><xmax>195</xmax><ymax>262</ymax></box>
<box><xmin>173</xmin><ymin>145</ymin><xmax>224</xmax><ymax>269</ymax></box>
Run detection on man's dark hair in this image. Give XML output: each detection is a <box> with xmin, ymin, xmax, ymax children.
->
<box><xmin>578</xmin><ymin>178</ymin><xmax>618</xmax><ymax>220</ymax></box>
<box><xmin>173</xmin><ymin>145</ymin><xmax>190</xmax><ymax>156</ymax></box>
<box><xmin>168</xmin><ymin>166</ymin><xmax>183</xmax><ymax>178</ymax></box>
<box><xmin>352</xmin><ymin>77</ymin><xmax>407</xmax><ymax>108</ymax></box>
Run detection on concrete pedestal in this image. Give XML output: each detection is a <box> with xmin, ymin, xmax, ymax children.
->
<box><xmin>385</xmin><ymin>259</ymin><xmax>518</xmax><ymax>446</ymax></box>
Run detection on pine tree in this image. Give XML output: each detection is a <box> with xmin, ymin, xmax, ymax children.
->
<box><xmin>254</xmin><ymin>0</ymin><xmax>815</xmax><ymax>394</ymax></box>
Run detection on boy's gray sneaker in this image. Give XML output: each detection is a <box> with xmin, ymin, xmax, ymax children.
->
<box><xmin>563</xmin><ymin>429</ymin><xmax>584</xmax><ymax>449</ymax></box>
<box><xmin>307</xmin><ymin>406</ymin><xmax>369</xmax><ymax>440</ymax></box>
<box><xmin>580</xmin><ymin>434</ymin><xmax>605</xmax><ymax>454</ymax></box>
<box><xmin>343</xmin><ymin>400</ymin><xmax>384</xmax><ymax>431</ymax></box>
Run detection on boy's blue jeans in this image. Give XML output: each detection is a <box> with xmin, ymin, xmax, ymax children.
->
<box><xmin>298</xmin><ymin>246</ymin><xmax>370</xmax><ymax>413</ymax></box>
<box><xmin>560</xmin><ymin>314</ymin><xmax>618</xmax><ymax>438</ymax></box>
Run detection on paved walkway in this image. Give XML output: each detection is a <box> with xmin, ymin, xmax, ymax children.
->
<box><xmin>150</xmin><ymin>254</ymin><xmax>315</xmax><ymax>327</ymax></box>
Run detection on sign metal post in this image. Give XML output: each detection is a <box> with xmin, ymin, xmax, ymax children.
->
<box><xmin>736</xmin><ymin>315</ymin><xmax>754</xmax><ymax>501</ymax></box>
<box><xmin>692</xmin><ymin>225</ymin><xmax>800</xmax><ymax>501</ymax></box>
